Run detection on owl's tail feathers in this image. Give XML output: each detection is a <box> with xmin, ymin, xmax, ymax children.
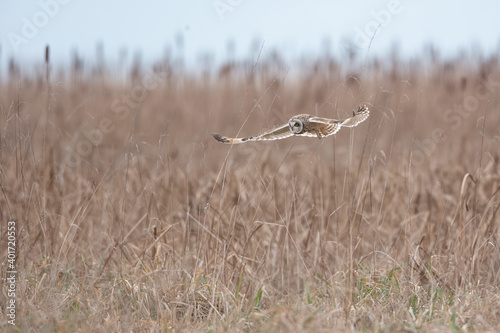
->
<box><xmin>341</xmin><ymin>104</ymin><xmax>370</xmax><ymax>127</ymax></box>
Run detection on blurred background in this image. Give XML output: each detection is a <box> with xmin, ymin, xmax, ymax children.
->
<box><xmin>1</xmin><ymin>0</ymin><xmax>499</xmax><ymax>72</ymax></box>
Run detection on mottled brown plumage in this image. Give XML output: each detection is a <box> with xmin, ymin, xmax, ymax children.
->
<box><xmin>213</xmin><ymin>105</ymin><xmax>369</xmax><ymax>144</ymax></box>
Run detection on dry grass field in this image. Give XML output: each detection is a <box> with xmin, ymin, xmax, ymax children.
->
<box><xmin>1</xmin><ymin>48</ymin><xmax>500</xmax><ymax>332</ymax></box>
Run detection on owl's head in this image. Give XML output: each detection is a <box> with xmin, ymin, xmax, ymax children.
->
<box><xmin>289</xmin><ymin>118</ymin><xmax>304</xmax><ymax>134</ymax></box>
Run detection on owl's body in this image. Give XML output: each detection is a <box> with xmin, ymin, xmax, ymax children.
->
<box><xmin>213</xmin><ymin>105</ymin><xmax>369</xmax><ymax>144</ymax></box>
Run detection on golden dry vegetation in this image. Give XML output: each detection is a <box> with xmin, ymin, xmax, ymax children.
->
<box><xmin>1</xmin><ymin>49</ymin><xmax>500</xmax><ymax>332</ymax></box>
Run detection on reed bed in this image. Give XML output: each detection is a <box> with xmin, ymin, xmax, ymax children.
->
<box><xmin>1</xmin><ymin>49</ymin><xmax>500</xmax><ymax>332</ymax></box>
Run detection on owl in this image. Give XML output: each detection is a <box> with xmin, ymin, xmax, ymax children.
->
<box><xmin>213</xmin><ymin>105</ymin><xmax>369</xmax><ymax>144</ymax></box>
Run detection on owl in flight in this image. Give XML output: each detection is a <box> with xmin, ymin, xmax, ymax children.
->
<box><xmin>213</xmin><ymin>105</ymin><xmax>369</xmax><ymax>144</ymax></box>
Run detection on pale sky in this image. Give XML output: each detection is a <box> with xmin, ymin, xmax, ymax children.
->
<box><xmin>1</xmin><ymin>0</ymin><xmax>499</xmax><ymax>70</ymax></box>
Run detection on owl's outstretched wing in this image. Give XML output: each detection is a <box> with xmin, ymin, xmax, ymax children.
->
<box><xmin>339</xmin><ymin>105</ymin><xmax>370</xmax><ymax>127</ymax></box>
<box><xmin>212</xmin><ymin>123</ymin><xmax>293</xmax><ymax>144</ymax></box>
<box><xmin>307</xmin><ymin>105</ymin><xmax>370</xmax><ymax>138</ymax></box>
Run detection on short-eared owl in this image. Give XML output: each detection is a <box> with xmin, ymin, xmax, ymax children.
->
<box><xmin>213</xmin><ymin>105</ymin><xmax>369</xmax><ymax>144</ymax></box>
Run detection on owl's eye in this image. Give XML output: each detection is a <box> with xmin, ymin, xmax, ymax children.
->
<box><xmin>294</xmin><ymin>123</ymin><xmax>299</xmax><ymax>127</ymax></box>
